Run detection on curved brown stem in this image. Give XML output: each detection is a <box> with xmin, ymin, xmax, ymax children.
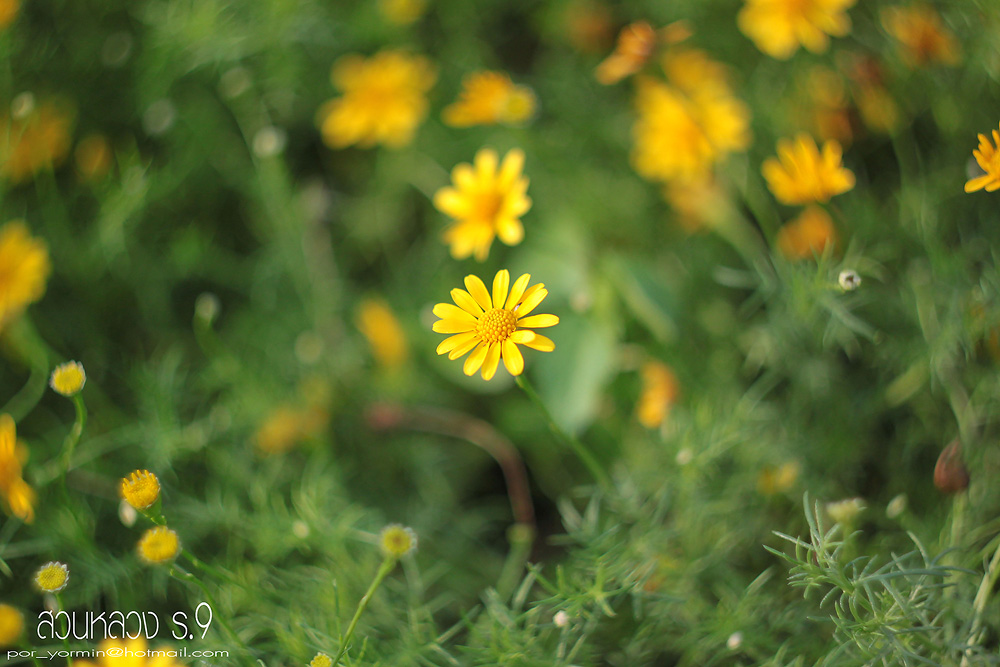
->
<box><xmin>366</xmin><ymin>403</ymin><xmax>535</xmax><ymax>530</ymax></box>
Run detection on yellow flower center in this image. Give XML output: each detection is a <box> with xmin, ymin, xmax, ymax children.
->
<box><xmin>35</xmin><ymin>563</ymin><xmax>68</xmax><ymax>592</ymax></box>
<box><xmin>473</xmin><ymin>190</ymin><xmax>504</xmax><ymax>223</ymax></box>
<box><xmin>478</xmin><ymin>308</ymin><xmax>517</xmax><ymax>344</ymax></box>
<box><xmin>138</xmin><ymin>527</ymin><xmax>180</xmax><ymax>564</ymax></box>
<box><xmin>120</xmin><ymin>470</ymin><xmax>160</xmax><ymax>510</ymax></box>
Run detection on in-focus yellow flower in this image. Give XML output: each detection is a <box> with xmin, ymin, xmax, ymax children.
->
<box><xmin>636</xmin><ymin>361</ymin><xmax>679</xmax><ymax>429</ymax></box>
<box><xmin>310</xmin><ymin>653</ymin><xmax>334</xmax><ymax>667</ymax></box>
<box><xmin>0</xmin><ymin>100</ymin><xmax>74</xmax><ymax>183</ymax></box>
<box><xmin>0</xmin><ymin>0</ymin><xmax>18</xmax><ymax>31</ymax></box>
<box><xmin>0</xmin><ymin>415</ymin><xmax>35</xmax><ymax>523</ymax></box>
<box><xmin>378</xmin><ymin>0</ymin><xmax>426</xmax><ymax>25</ymax></box>
<box><xmin>356</xmin><ymin>297</ymin><xmax>409</xmax><ymax>369</ymax></box>
<box><xmin>0</xmin><ymin>220</ymin><xmax>50</xmax><ymax>329</ymax></box>
<box><xmin>137</xmin><ymin>526</ymin><xmax>180</xmax><ymax>564</ymax></box>
<box><xmin>74</xmin><ymin>133</ymin><xmax>113</xmax><ymax>182</ymax></box>
<box><xmin>776</xmin><ymin>206</ymin><xmax>838</xmax><ymax>260</ymax></box>
<box><xmin>317</xmin><ymin>50</ymin><xmax>436</xmax><ymax>149</ymax></box>
<box><xmin>432</xmin><ymin>270</ymin><xmax>559</xmax><ymax>381</ymax></box>
<box><xmin>433</xmin><ymin>148</ymin><xmax>531</xmax><ymax>262</ymax></box>
<box><xmin>631</xmin><ymin>77</ymin><xmax>750</xmax><ymax>183</ymax></box>
<box><xmin>882</xmin><ymin>5</ymin><xmax>960</xmax><ymax>67</ymax></box>
<box><xmin>74</xmin><ymin>637</ymin><xmax>185</xmax><ymax>667</ymax></box>
<box><xmin>442</xmin><ymin>71</ymin><xmax>536</xmax><ymax>128</ymax></box>
<box><xmin>119</xmin><ymin>470</ymin><xmax>160</xmax><ymax>511</ymax></box>
<box><xmin>738</xmin><ymin>0</ymin><xmax>857</xmax><ymax>60</ymax></box>
<box><xmin>49</xmin><ymin>361</ymin><xmax>86</xmax><ymax>396</ymax></box>
<box><xmin>0</xmin><ymin>604</ymin><xmax>23</xmax><ymax>647</ymax></box>
<box><xmin>34</xmin><ymin>562</ymin><xmax>68</xmax><ymax>593</ymax></box>
<box><xmin>965</xmin><ymin>123</ymin><xmax>1000</xmax><ymax>194</ymax></box>
<box><xmin>379</xmin><ymin>524</ymin><xmax>417</xmax><ymax>558</ymax></box>
<box><xmin>757</xmin><ymin>461</ymin><xmax>800</xmax><ymax>495</ymax></box>
<box><xmin>762</xmin><ymin>134</ymin><xmax>855</xmax><ymax>205</ymax></box>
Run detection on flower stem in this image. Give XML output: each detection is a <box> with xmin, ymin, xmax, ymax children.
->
<box><xmin>514</xmin><ymin>375</ymin><xmax>610</xmax><ymax>489</ymax></box>
<box><xmin>961</xmin><ymin>536</ymin><xmax>1000</xmax><ymax>666</ymax></box>
<box><xmin>170</xmin><ymin>564</ymin><xmax>249</xmax><ymax>652</ymax></box>
<box><xmin>58</xmin><ymin>394</ymin><xmax>87</xmax><ymax>495</ymax></box>
<box><xmin>333</xmin><ymin>556</ymin><xmax>397</xmax><ymax>665</ymax></box>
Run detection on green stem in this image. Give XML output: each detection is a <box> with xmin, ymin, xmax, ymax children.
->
<box><xmin>963</xmin><ymin>536</ymin><xmax>1000</xmax><ymax>665</ymax></box>
<box><xmin>0</xmin><ymin>317</ymin><xmax>49</xmax><ymax>421</ymax></box>
<box><xmin>54</xmin><ymin>593</ymin><xmax>71</xmax><ymax>654</ymax></box>
<box><xmin>333</xmin><ymin>556</ymin><xmax>397</xmax><ymax>666</ymax></box>
<box><xmin>170</xmin><ymin>565</ymin><xmax>249</xmax><ymax>652</ymax></box>
<box><xmin>514</xmin><ymin>375</ymin><xmax>610</xmax><ymax>489</ymax></box>
<box><xmin>496</xmin><ymin>522</ymin><xmax>534</xmax><ymax>601</ymax></box>
<box><xmin>58</xmin><ymin>394</ymin><xmax>87</xmax><ymax>495</ymax></box>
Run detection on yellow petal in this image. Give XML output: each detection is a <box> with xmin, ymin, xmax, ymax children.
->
<box><xmin>509</xmin><ymin>329</ymin><xmax>536</xmax><ymax>344</ymax></box>
<box><xmin>433</xmin><ymin>319</ymin><xmax>477</xmax><ymax>334</ymax></box>
<box><xmin>451</xmin><ymin>288</ymin><xmax>484</xmax><ymax>316</ymax></box>
<box><xmin>436</xmin><ymin>331</ymin><xmax>478</xmax><ymax>355</ymax></box>
<box><xmin>481</xmin><ymin>342</ymin><xmax>502</xmax><ymax>380</ymax></box>
<box><xmin>516</xmin><ymin>287</ymin><xmax>548</xmax><ymax>318</ymax></box>
<box><xmin>449</xmin><ymin>335</ymin><xmax>483</xmax><ymax>360</ymax></box>
<box><xmin>433</xmin><ymin>303</ymin><xmax>476</xmax><ymax>322</ymax></box>
<box><xmin>492</xmin><ymin>270</ymin><xmax>510</xmax><ymax>310</ymax></box>
<box><xmin>520</xmin><ymin>333</ymin><xmax>555</xmax><ymax>352</ymax></box>
<box><xmin>464</xmin><ymin>274</ymin><xmax>493</xmax><ymax>310</ymax></box>
<box><xmin>475</xmin><ymin>148</ymin><xmax>498</xmax><ymax>179</ymax></box>
<box><xmin>498</xmin><ymin>148</ymin><xmax>525</xmax><ymax>187</ymax></box>
<box><xmin>505</xmin><ymin>274</ymin><xmax>531</xmax><ymax>310</ymax></box>
<box><xmin>463</xmin><ymin>342</ymin><xmax>489</xmax><ymax>375</ymax></box>
<box><xmin>501</xmin><ymin>339</ymin><xmax>524</xmax><ymax>375</ymax></box>
<box><xmin>496</xmin><ymin>217</ymin><xmax>524</xmax><ymax>245</ymax></box>
<box><xmin>517</xmin><ymin>313</ymin><xmax>559</xmax><ymax>328</ymax></box>
<box><xmin>965</xmin><ymin>174</ymin><xmax>994</xmax><ymax>193</ymax></box>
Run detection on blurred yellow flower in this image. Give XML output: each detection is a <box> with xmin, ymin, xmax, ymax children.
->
<box><xmin>882</xmin><ymin>5</ymin><xmax>960</xmax><ymax>67</ymax></box>
<box><xmin>663</xmin><ymin>176</ymin><xmax>730</xmax><ymax>232</ymax></box>
<box><xmin>0</xmin><ymin>414</ymin><xmax>34</xmax><ymax>523</ymax></box>
<box><xmin>74</xmin><ymin>637</ymin><xmax>185</xmax><ymax>667</ymax></box>
<box><xmin>636</xmin><ymin>361</ymin><xmax>679</xmax><ymax>429</ymax></box>
<box><xmin>356</xmin><ymin>297</ymin><xmax>409</xmax><ymax>369</ymax></box>
<box><xmin>757</xmin><ymin>461</ymin><xmax>800</xmax><ymax>495</ymax></box>
<box><xmin>0</xmin><ymin>604</ymin><xmax>23</xmax><ymax>647</ymax></box>
<box><xmin>776</xmin><ymin>206</ymin><xmax>838</xmax><ymax>260</ymax></box>
<box><xmin>595</xmin><ymin>21</ymin><xmax>658</xmax><ymax>85</ymax></box>
<box><xmin>442</xmin><ymin>71</ymin><xmax>536</xmax><ymax>127</ymax></box>
<box><xmin>74</xmin><ymin>133</ymin><xmax>113</xmax><ymax>182</ymax></box>
<box><xmin>0</xmin><ymin>220</ymin><xmax>50</xmax><ymax>328</ymax></box>
<box><xmin>660</xmin><ymin>48</ymin><xmax>730</xmax><ymax>98</ymax></box>
<box><xmin>563</xmin><ymin>0</ymin><xmax>614</xmax><ymax>54</ymax></box>
<box><xmin>432</xmin><ymin>270</ymin><xmax>558</xmax><ymax>381</ymax></box>
<box><xmin>763</xmin><ymin>134</ymin><xmax>854</xmax><ymax>205</ymax></box>
<box><xmin>738</xmin><ymin>0</ymin><xmax>856</xmax><ymax>60</ymax></box>
<box><xmin>50</xmin><ymin>361</ymin><xmax>86</xmax><ymax>396</ymax></box>
<box><xmin>378</xmin><ymin>0</ymin><xmax>426</xmax><ymax>25</ymax></box>
<box><xmin>317</xmin><ymin>50</ymin><xmax>436</xmax><ymax>149</ymax></box>
<box><xmin>631</xmin><ymin>77</ymin><xmax>750</xmax><ymax>183</ymax></box>
<box><xmin>119</xmin><ymin>469</ymin><xmax>160</xmax><ymax>511</ymax></box>
<box><xmin>0</xmin><ymin>0</ymin><xmax>18</xmax><ymax>30</ymax></box>
<box><xmin>964</xmin><ymin>123</ymin><xmax>1000</xmax><ymax>194</ymax></box>
<box><xmin>433</xmin><ymin>148</ymin><xmax>531</xmax><ymax>262</ymax></box>
<box><xmin>137</xmin><ymin>526</ymin><xmax>180</xmax><ymax>564</ymax></box>
<box><xmin>34</xmin><ymin>562</ymin><xmax>68</xmax><ymax>593</ymax></box>
<box><xmin>826</xmin><ymin>497</ymin><xmax>864</xmax><ymax>524</ymax></box>
<box><xmin>254</xmin><ymin>404</ymin><xmax>329</xmax><ymax>455</ymax></box>
<box><xmin>310</xmin><ymin>653</ymin><xmax>334</xmax><ymax>667</ymax></box>
<box><xmin>0</xmin><ymin>100</ymin><xmax>74</xmax><ymax>183</ymax></box>
<box><xmin>379</xmin><ymin>524</ymin><xmax>417</xmax><ymax>558</ymax></box>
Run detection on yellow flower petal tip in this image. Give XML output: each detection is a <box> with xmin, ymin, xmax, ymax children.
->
<box><xmin>34</xmin><ymin>561</ymin><xmax>69</xmax><ymax>593</ymax></box>
<box><xmin>435</xmin><ymin>149</ymin><xmax>531</xmax><ymax>261</ymax></box>
<box><xmin>137</xmin><ymin>526</ymin><xmax>181</xmax><ymax>565</ymax></box>
<box><xmin>432</xmin><ymin>270</ymin><xmax>558</xmax><ymax>380</ymax></box>
<box><xmin>49</xmin><ymin>361</ymin><xmax>86</xmax><ymax>396</ymax></box>
<box><xmin>119</xmin><ymin>469</ymin><xmax>161</xmax><ymax>510</ymax></box>
<box><xmin>738</xmin><ymin>0</ymin><xmax>857</xmax><ymax>59</ymax></box>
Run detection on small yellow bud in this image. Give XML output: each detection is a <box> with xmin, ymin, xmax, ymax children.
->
<box><xmin>34</xmin><ymin>562</ymin><xmax>69</xmax><ymax>593</ymax></box>
<box><xmin>119</xmin><ymin>469</ymin><xmax>160</xmax><ymax>510</ymax></box>
<box><xmin>49</xmin><ymin>361</ymin><xmax>86</xmax><ymax>396</ymax></box>
<box><xmin>309</xmin><ymin>652</ymin><xmax>333</xmax><ymax>667</ymax></box>
<box><xmin>137</xmin><ymin>527</ymin><xmax>180</xmax><ymax>564</ymax></box>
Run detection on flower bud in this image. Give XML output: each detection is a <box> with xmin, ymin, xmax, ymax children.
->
<box><xmin>934</xmin><ymin>439</ymin><xmax>969</xmax><ymax>494</ymax></box>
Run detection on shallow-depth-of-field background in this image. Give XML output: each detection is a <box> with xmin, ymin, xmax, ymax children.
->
<box><xmin>1</xmin><ymin>0</ymin><xmax>999</xmax><ymax>665</ymax></box>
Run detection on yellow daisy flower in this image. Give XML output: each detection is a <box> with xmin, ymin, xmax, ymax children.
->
<box><xmin>317</xmin><ymin>50</ymin><xmax>436</xmax><ymax>149</ymax></box>
<box><xmin>776</xmin><ymin>206</ymin><xmax>838</xmax><ymax>260</ymax></box>
<box><xmin>882</xmin><ymin>4</ymin><xmax>960</xmax><ymax>68</ymax></box>
<box><xmin>433</xmin><ymin>148</ymin><xmax>531</xmax><ymax>262</ymax></box>
<box><xmin>432</xmin><ymin>270</ymin><xmax>558</xmax><ymax>381</ymax></box>
<box><xmin>762</xmin><ymin>134</ymin><xmax>855</xmax><ymax>205</ymax></box>
<box><xmin>119</xmin><ymin>469</ymin><xmax>160</xmax><ymax>510</ymax></box>
<box><xmin>0</xmin><ymin>414</ymin><xmax>35</xmax><ymax>523</ymax></box>
<box><xmin>738</xmin><ymin>0</ymin><xmax>857</xmax><ymax>60</ymax></box>
<box><xmin>0</xmin><ymin>603</ymin><xmax>23</xmax><ymax>647</ymax></box>
<box><xmin>965</xmin><ymin>123</ymin><xmax>1000</xmax><ymax>194</ymax></box>
<box><xmin>49</xmin><ymin>361</ymin><xmax>86</xmax><ymax>396</ymax></box>
<box><xmin>379</xmin><ymin>524</ymin><xmax>417</xmax><ymax>558</ymax></box>
<box><xmin>636</xmin><ymin>361</ymin><xmax>679</xmax><ymax>429</ymax></box>
<box><xmin>356</xmin><ymin>297</ymin><xmax>409</xmax><ymax>369</ymax></box>
<box><xmin>310</xmin><ymin>653</ymin><xmax>334</xmax><ymax>667</ymax></box>
<box><xmin>0</xmin><ymin>100</ymin><xmax>74</xmax><ymax>184</ymax></box>
<box><xmin>74</xmin><ymin>637</ymin><xmax>185</xmax><ymax>667</ymax></box>
<box><xmin>595</xmin><ymin>20</ymin><xmax>658</xmax><ymax>85</ymax></box>
<box><xmin>34</xmin><ymin>561</ymin><xmax>68</xmax><ymax>593</ymax></box>
<box><xmin>137</xmin><ymin>526</ymin><xmax>181</xmax><ymax>564</ymax></box>
<box><xmin>442</xmin><ymin>71</ymin><xmax>536</xmax><ymax>127</ymax></box>
<box><xmin>0</xmin><ymin>220</ymin><xmax>50</xmax><ymax>329</ymax></box>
